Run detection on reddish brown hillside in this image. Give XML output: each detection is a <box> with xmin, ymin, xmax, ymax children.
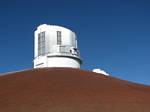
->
<box><xmin>0</xmin><ymin>68</ymin><xmax>150</xmax><ymax>112</ymax></box>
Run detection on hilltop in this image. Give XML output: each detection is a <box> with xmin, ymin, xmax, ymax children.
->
<box><xmin>0</xmin><ymin>68</ymin><xmax>150</xmax><ymax>112</ymax></box>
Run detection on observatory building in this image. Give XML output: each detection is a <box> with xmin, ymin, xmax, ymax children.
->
<box><xmin>33</xmin><ymin>24</ymin><xmax>82</xmax><ymax>68</ymax></box>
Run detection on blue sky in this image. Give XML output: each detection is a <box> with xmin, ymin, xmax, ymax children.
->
<box><xmin>0</xmin><ymin>0</ymin><xmax>150</xmax><ymax>85</ymax></box>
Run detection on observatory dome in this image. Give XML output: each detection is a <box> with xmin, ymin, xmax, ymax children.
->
<box><xmin>33</xmin><ymin>24</ymin><xmax>82</xmax><ymax>68</ymax></box>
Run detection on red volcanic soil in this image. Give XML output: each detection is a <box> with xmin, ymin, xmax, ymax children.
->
<box><xmin>0</xmin><ymin>68</ymin><xmax>150</xmax><ymax>112</ymax></box>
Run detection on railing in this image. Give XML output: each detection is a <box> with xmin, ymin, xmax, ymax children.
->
<box><xmin>35</xmin><ymin>45</ymin><xmax>80</xmax><ymax>58</ymax></box>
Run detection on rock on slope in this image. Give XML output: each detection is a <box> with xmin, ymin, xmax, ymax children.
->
<box><xmin>0</xmin><ymin>68</ymin><xmax>150</xmax><ymax>112</ymax></box>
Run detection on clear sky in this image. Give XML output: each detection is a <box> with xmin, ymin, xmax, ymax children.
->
<box><xmin>0</xmin><ymin>0</ymin><xmax>150</xmax><ymax>85</ymax></box>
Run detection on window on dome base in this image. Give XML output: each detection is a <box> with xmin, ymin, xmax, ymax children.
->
<box><xmin>38</xmin><ymin>31</ymin><xmax>45</xmax><ymax>56</ymax></box>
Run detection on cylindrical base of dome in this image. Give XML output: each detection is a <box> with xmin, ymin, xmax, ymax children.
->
<box><xmin>34</xmin><ymin>56</ymin><xmax>80</xmax><ymax>69</ymax></box>
<box><xmin>47</xmin><ymin>57</ymin><xmax>80</xmax><ymax>68</ymax></box>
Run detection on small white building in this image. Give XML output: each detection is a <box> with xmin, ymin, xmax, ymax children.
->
<box><xmin>93</xmin><ymin>69</ymin><xmax>109</xmax><ymax>76</ymax></box>
<box><xmin>33</xmin><ymin>24</ymin><xmax>82</xmax><ymax>68</ymax></box>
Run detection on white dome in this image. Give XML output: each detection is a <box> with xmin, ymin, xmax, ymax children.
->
<box><xmin>33</xmin><ymin>24</ymin><xmax>82</xmax><ymax>68</ymax></box>
<box><xmin>93</xmin><ymin>69</ymin><xmax>109</xmax><ymax>76</ymax></box>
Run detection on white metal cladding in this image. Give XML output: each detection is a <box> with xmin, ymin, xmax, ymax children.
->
<box><xmin>33</xmin><ymin>24</ymin><xmax>82</xmax><ymax>68</ymax></box>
